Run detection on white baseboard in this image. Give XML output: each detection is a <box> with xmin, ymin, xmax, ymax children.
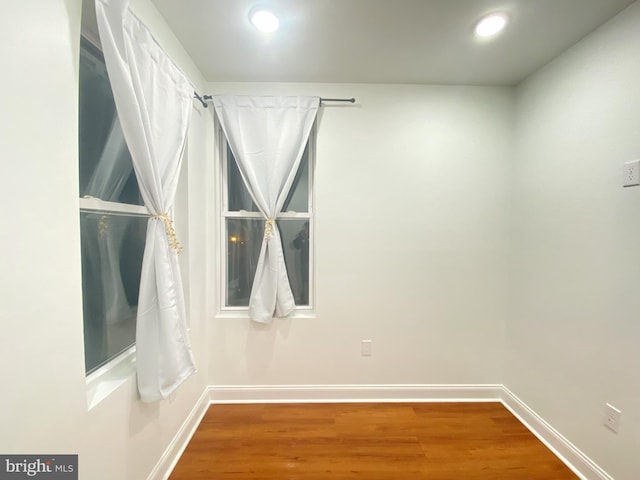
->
<box><xmin>147</xmin><ymin>388</ymin><xmax>211</xmax><ymax>480</ymax></box>
<box><xmin>500</xmin><ymin>387</ymin><xmax>613</xmax><ymax>480</ymax></box>
<box><xmin>154</xmin><ymin>384</ymin><xmax>613</xmax><ymax>480</ymax></box>
<box><xmin>209</xmin><ymin>383</ymin><xmax>503</xmax><ymax>403</ymax></box>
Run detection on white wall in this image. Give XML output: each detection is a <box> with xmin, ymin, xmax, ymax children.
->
<box><xmin>507</xmin><ymin>2</ymin><xmax>640</xmax><ymax>479</ymax></box>
<box><xmin>0</xmin><ymin>1</ymin><xmax>211</xmax><ymax>479</ymax></box>
<box><xmin>207</xmin><ymin>82</ymin><xmax>513</xmax><ymax>387</ymax></box>
<box><xmin>4</xmin><ymin>0</ymin><xmax>639</xmax><ymax>478</ymax></box>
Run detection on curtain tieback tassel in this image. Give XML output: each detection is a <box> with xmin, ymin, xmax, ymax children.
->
<box><xmin>152</xmin><ymin>213</ymin><xmax>183</xmax><ymax>254</ymax></box>
<box><xmin>264</xmin><ymin>218</ymin><xmax>276</xmax><ymax>241</ymax></box>
<box><xmin>98</xmin><ymin>215</ymin><xmax>110</xmax><ymax>237</ymax></box>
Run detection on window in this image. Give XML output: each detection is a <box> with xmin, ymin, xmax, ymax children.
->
<box><xmin>79</xmin><ymin>37</ymin><xmax>146</xmax><ymax>375</ymax></box>
<box><xmin>220</xmin><ymin>132</ymin><xmax>315</xmax><ymax>312</ymax></box>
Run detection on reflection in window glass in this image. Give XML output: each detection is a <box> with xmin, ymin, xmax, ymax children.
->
<box><xmin>225</xmin><ymin>218</ymin><xmax>310</xmax><ymax>307</ymax></box>
<box><xmin>78</xmin><ymin>38</ymin><xmax>142</xmax><ymax>206</ymax></box>
<box><xmin>278</xmin><ymin>219</ymin><xmax>310</xmax><ymax>305</ymax></box>
<box><xmin>80</xmin><ymin>212</ymin><xmax>146</xmax><ymax>374</ymax></box>
<box><xmin>79</xmin><ymin>36</ymin><xmax>145</xmax><ymax>375</ymax></box>
<box><xmin>226</xmin><ymin>219</ymin><xmax>263</xmax><ymax>306</ymax></box>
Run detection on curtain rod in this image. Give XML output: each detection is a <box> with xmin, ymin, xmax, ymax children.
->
<box><xmin>192</xmin><ymin>92</ymin><xmax>355</xmax><ymax>108</ymax></box>
<box><xmin>193</xmin><ymin>91</ymin><xmax>208</xmax><ymax>108</ymax></box>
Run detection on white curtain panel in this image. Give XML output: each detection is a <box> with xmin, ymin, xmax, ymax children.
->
<box><xmin>213</xmin><ymin>95</ymin><xmax>319</xmax><ymax>322</ymax></box>
<box><xmin>95</xmin><ymin>0</ymin><xmax>196</xmax><ymax>402</ymax></box>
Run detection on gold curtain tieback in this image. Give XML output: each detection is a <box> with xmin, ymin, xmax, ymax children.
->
<box><xmin>264</xmin><ymin>218</ymin><xmax>276</xmax><ymax>241</ymax></box>
<box><xmin>98</xmin><ymin>215</ymin><xmax>109</xmax><ymax>237</ymax></box>
<box><xmin>152</xmin><ymin>213</ymin><xmax>183</xmax><ymax>254</ymax></box>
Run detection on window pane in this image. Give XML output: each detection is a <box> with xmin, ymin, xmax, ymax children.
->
<box><xmin>279</xmin><ymin>219</ymin><xmax>310</xmax><ymax>306</ymax></box>
<box><xmin>227</xmin><ymin>147</ymin><xmax>259</xmax><ymax>212</ymax></box>
<box><xmin>78</xmin><ymin>38</ymin><xmax>142</xmax><ymax>206</ymax></box>
<box><xmin>227</xmin><ymin>146</ymin><xmax>309</xmax><ymax>213</ymax></box>
<box><xmin>226</xmin><ymin>219</ymin><xmax>264</xmax><ymax>306</ymax></box>
<box><xmin>282</xmin><ymin>147</ymin><xmax>309</xmax><ymax>213</ymax></box>
<box><xmin>226</xmin><ymin>218</ymin><xmax>310</xmax><ymax>307</ymax></box>
<box><xmin>80</xmin><ymin>212</ymin><xmax>146</xmax><ymax>374</ymax></box>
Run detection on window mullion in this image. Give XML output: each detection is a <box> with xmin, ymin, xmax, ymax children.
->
<box><xmin>223</xmin><ymin>212</ymin><xmax>310</xmax><ymax>220</ymax></box>
<box><xmin>277</xmin><ymin>212</ymin><xmax>311</xmax><ymax>219</ymax></box>
<box><xmin>223</xmin><ymin>211</ymin><xmax>264</xmax><ymax>219</ymax></box>
<box><xmin>80</xmin><ymin>197</ymin><xmax>148</xmax><ymax>217</ymax></box>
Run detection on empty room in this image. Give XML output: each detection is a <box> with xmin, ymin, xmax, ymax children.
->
<box><xmin>1</xmin><ymin>0</ymin><xmax>639</xmax><ymax>479</ymax></box>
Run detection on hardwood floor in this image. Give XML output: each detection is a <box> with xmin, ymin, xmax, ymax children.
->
<box><xmin>169</xmin><ymin>402</ymin><xmax>578</xmax><ymax>479</ymax></box>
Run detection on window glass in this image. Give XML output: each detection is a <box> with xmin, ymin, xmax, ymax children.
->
<box><xmin>226</xmin><ymin>146</ymin><xmax>309</xmax><ymax>213</ymax></box>
<box><xmin>278</xmin><ymin>219</ymin><xmax>310</xmax><ymax>305</ymax></box>
<box><xmin>225</xmin><ymin>218</ymin><xmax>310</xmax><ymax>307</ymax></box>
<box><xmin>226</xmin><ymin>218</ymin><xmax>264</xmax><ymax>306</ymax></box>
<box><xmin>78</xmin><ymin>38</ymin><xmax>142</xmax><ymax>206</ymax></box>
<box><xmin>282</xmin><ymin>147</ymin><xmax>309</xmax><ymax>213</ymax></box>
<box><xmin>79</xmin><ymin>36</ymin><xmax>144</xmax><ymax>375</ymax></box>
<box><xmin>80</xmin><ymin>212</ymin><xmax>146</xmax><ymax>374</ymax></box>
<box><xmin>227</xmin><ymin>147</ymin><xmax>259</xmax><ymax>212</ymax></box>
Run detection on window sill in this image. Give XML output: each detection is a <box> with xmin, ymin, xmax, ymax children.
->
<box><xmin>214</xmin><ymin>308</ymin><xmax>316</xmax><ymax>320</ymax></box>
<box><xmin>86</xmin><ymin>346</ymin><xmax>136</xmax><ymax>410</ymax></box>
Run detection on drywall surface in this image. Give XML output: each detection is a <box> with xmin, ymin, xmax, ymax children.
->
<box><xmin>0</xmin><ymin>1</ymin><xmax>210</xmax><ymax>479</ymax></box>
<box><xmin>207</xmin><ymin>82</ymin><xmax>513</xmax><ymax>388</ymax></box>
<box><xmin>507</xmin><ymin>2</ymin><xmax>640</xmax><ymax>478</ymax></box>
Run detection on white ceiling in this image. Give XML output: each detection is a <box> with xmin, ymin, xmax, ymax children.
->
<box><xmin>150</xmin><ymin>0</ymin><xmax>635</xmax><ymax>86</ymax></box>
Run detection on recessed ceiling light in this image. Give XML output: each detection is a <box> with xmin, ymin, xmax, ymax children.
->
<box><xmin>249</xmin><ymin>7</ymin><xmax>279</xmax><ymax>33</ymax></box>
<box><xmin>475</xmin><ymin>13</ymin><xmax>508</xmax><ymax>38</ymax></box>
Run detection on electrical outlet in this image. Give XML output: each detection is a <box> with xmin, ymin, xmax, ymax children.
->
<box><xmin>623</xmin><ymin>160</ymin><xmax>640</xmax><ymax>187</ymax></box>
<box><xmin>603</xmin><ymin>403</ymin><xmax>621</xmax><ymax>433</ymax></box>
<box><xmin>361</xmin><ymin>340</ymin><xmax>372</xmax><ymax>357</ymax></box>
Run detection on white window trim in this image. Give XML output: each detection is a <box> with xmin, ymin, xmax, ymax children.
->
<box><xmin>217</xmin><ymin>125</ymin><xmax>316</xmax><ymax>318</ymax></box>
<box><xmin>80</xmin><ymin>196</ymin><xmax>148</xmax><ymax>217</ymax></box>
<box><xmin>85</xmin><ymin>345</ymin><xmax>136</xmax><ymax>410</ymax></box>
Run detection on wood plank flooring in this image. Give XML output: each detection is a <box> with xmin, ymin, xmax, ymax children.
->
<box><xmin>170</xmin><ymin>402</ymin><xmax>578</xmax><ymax>479</ymax></box>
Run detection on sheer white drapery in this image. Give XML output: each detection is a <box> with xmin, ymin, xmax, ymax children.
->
<box><xmin>213</xmin><ymin>95</ymin><xmax>319</xmax><ymax>322</ymax></box>
<box><xmin>96</xmin><ymin>0</ymin><xmax>196</xmax><ymax>401</ymax></box>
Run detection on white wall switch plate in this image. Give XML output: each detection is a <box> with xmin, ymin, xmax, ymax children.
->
<box><xmin>603</xmin><ymin>403</ymin><xmax>621</xmax><ymax>433</ymax></box>
<box><xmin>622</xmin><ymin>160</ymin><xmax>640</xmax><ymax>187</ymax></box>
<box><xmin>361</xmin><ymin>340</ymin><xmax>372</xmax><ymax>356</ymax></box>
